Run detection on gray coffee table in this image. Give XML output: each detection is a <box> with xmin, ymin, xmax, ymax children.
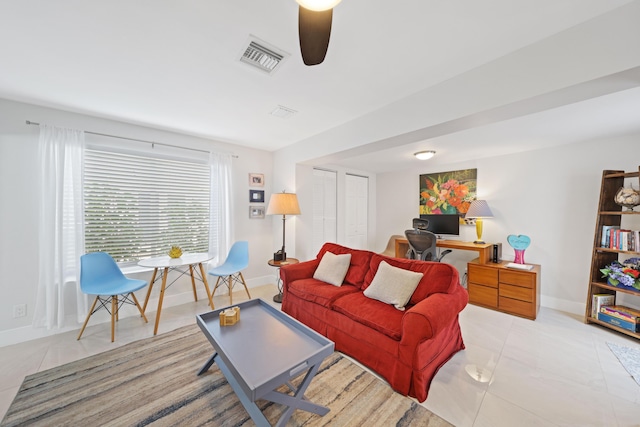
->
<box><xmin>196</xmin><ymin>298</ymin><xmax>334</xmax><ymax>427</ymax></box>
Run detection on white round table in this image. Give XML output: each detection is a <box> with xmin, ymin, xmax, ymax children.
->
<box><xmin>138</xmin><ymin>252</ymin><xmax>214</xmax><ymax>335</ymax></box>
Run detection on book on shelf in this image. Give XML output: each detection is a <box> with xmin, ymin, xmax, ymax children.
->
<box><xmin>592</xmin><ymin>294</ymin><xmax>615</xmax><ymax>318</ymax></box>
<box><xmin>597</xmin><ymin>311</ymin><xmax>639</xmax><ymax>332</ymax></box>
<box><xmin>600</xmin><ymin>305</ymin><xmax>640</xmax><ymax>323</ymax></box>
<box><xmin>602</xmin><ymin>226</ymin><xmax>640</xmax><ymax>251</ymax></box>
<box><xmin>602</xmin><ymin>225</ymin><xmax>619</xmax><ymax>248</ymax></box>
<box><xmin>618</xmin><ymin>230</ymin><xmax>635</xmax><ymax>251</ymax></box>
<box><xmin>611</xmin><ymin>229</ymin><xmax>628</xmax><ymax>250</ymax></box>
<box><xmin>610</xmin><ymin>227</ymin><xmax>620</xmax><ymax>249</ymax></box>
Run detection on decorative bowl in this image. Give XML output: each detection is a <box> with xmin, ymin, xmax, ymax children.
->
<box><xmin>168</xmin><ymin>245</ymin><xmax>183</xmax><ymax>258</ymax></box>
<box><xmin>614</xmin><ymin>187</ymin><xmax>640</xmax><ymax>211</ymax></box>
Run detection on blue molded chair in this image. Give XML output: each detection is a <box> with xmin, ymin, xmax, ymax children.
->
<box><xmin>77</xmin><ymin>252</ymin><xmax>148</xmax><ymax>342</ymax></box>
<box><xmin>208</xmin><ymin>241</ymin><xmax>250</xmax><ymax>305</ymax></box>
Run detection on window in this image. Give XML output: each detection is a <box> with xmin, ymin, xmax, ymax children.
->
<box><xmin>84</xmin><ymin>147</ymin><xmax>210</xmax><ymax>263</ymax></box>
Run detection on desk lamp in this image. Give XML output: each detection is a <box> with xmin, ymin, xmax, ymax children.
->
<box><xmin>266</xmin><ymin>191</ymin><xmax>301</xmax><ymax>261</ymax></box>
<box><xmin>465</xmin><ymin>200</ymin><xmax>493</xmax><ymax>244</ymax></box>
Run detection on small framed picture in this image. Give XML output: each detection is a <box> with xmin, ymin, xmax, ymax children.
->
<box><xmin>249</xmin><ymin>189</ymin><xmax>265</xmax><ymax>203</ymax></box>
<box><xmin>249</xmin><ymin>173</ymin><xmax>264</xmax><ymax>187</ymax></box>
<box><xmin>249</xmin><ymin>205</ymin><xmax>265</xmax><ymax>219</ymax></box>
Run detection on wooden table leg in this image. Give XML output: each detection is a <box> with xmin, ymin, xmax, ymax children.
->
<box><xmin>131</xmin><ymin>292</ymin><xmax>148</xmax><ymax>323</ymax></box>
<box><xmin>111</xmin><ymin>296</ymin><xmax>116</xmax><ymax>342</ymax></box>
<box><xmin>153</xmin><ymin>267</ymin><xmax>169</xmax><ymax>336</ymax></box>
<box><xmin>198</xmin><ymin>263</ymin><xmax>215</xmax><ymax>309</ymax></box>
<box><xmin>142</xmin><ymin>268</ymin><xmax>158</xmax><ymax>314</ymax></box>
<box><xmin>189</xmin><ymin>264</ymin><xmax>198</xmax><ymax>301</ymax></box>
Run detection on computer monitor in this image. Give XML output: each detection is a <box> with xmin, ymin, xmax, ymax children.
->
<box><xmin>419</xmin><ymin>214</ymin><xmax>460</xmax><ymax>237</ymax></box>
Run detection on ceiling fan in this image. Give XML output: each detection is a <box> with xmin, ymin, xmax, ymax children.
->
<box><xmin>296</xmin><ymin>0</ymin><xmax>342</xmax><ymax>66</ymax></box>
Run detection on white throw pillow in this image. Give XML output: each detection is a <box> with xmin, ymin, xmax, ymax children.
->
<box><xmin>363</xmin><ymin>261</ymin><xmax>424</xmax><ymax>310</ymax></box>
<box><xmin>313</xmin><ymin>251</ymin><xmax>352</xmax><ymax>287</ymax></box>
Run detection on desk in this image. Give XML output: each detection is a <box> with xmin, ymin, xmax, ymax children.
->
<box><xmin>268</xmin><ymin>258</ymin><xmax>299</xmax><ymax>303</ymax></box>
<box><xmin>395</xmin><ymin>238</ymin><xmax>493</xmax><ymax>264</ymax></box>
<box><xmin>139</xmin><ymin>253</ymin><xmax>214</xmax><ymax>335</ymax></box>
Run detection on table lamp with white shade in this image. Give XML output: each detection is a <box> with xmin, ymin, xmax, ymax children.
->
<box><xmin>266</xmin><ymin>191</ymin><xmax>301</xmax><ymax>261</ymax></box>
<box><xmin>465</xmin><ymin>200</ymin><xmax>493</xmax><ymax>244</ymax></box>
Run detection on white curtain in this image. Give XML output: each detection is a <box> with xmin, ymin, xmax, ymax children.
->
<box><xmin>34</xmin><ymin>124</ymin><xmax>87</xmax><ymax>329</ymax></box>
<box><xmin>209</xmin><ymin>152</ymin><xmax>233</xmax><ymax>264</ymax></box>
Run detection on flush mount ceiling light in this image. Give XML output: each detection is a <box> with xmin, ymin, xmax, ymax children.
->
<box><xmin>414</xmin><ymin>150</ymin><xmax>436</xmax><ymax>160</ymax></box>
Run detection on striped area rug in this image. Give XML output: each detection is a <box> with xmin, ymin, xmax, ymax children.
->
<box><xmin>1</xmin><ymin>324</ymin><xmax>451</xmax><ymax>426</ymax></box>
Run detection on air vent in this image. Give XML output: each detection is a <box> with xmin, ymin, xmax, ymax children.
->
<box><xmin>239</xmin><ymin>37</ymin><xmax>289</xmax><ymax>74</ymax></box>
<box><xmin>270</xmin><ymin>105</ymin><xmax>298</xmax><ymax>119</ymax></box>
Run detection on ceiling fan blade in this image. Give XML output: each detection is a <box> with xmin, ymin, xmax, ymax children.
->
<box><xmin>298</xmin><ymin>6</ymin><xmax>333</xmax><ymax>66</ymax></box>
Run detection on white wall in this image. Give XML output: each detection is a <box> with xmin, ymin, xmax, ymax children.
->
<box><xmin>272</xmin><ymin>1</ymin><xmax>640</xmax><ymax>266</ymax></box>
<box><xmin>284</xmin><ymin>131</ymin><xmax>640</xmax><ymax>318</ymax></box>
<box><xmin>273</xmin><ymin>2</ymin><xmax>640</xmax><ymax>172</ymax></box>
<box><xmin>0</xmin><ymin>98</ymin><xmax>275</xmax><ymax>345</ymax></box>
<box><xmin>375</xmin><ymin>135</ymin><xmax>640</xmax><ymax>315</ymax></box>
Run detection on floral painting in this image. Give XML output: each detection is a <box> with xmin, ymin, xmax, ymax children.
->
<box><xmin>419</xmin><ymin>168</ymin><xmax>477</xmax><ymax>215</ymax></box>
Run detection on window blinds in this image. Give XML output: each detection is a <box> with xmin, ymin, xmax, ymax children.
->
<box><xmin>84</xmin><ymin>148</ymin><xmax>210</xmax><ymax>263</ymax></box>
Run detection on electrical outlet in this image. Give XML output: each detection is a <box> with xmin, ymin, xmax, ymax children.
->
<box><xmin>13</xmin><ymin>304</ymin><xmax>26</xmax><ymax>318</ymax></box>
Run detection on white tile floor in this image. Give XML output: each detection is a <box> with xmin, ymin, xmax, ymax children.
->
<box><xmin>1</xmin><ymin>284</ymin><xmax>639</xmax><ymax>426</ymax></box>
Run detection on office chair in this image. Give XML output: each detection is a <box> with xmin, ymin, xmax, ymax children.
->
<box><xmin>77</xmin><ymin>252</ymin><xmax>148</xmax><ymax>342</ymax></box>
<box><xmin>412</xmin><ymin>218</ymin><xmax>429</xmax><ymax>231</ymax></box>
<box><xmin>404</xmin><ymin>229</ymin><xmax>452</xmax><ymax>262</ymax></box>
<box><xmin>208</xmin><ymin>241</ymin><xmax>251</xmax><ymax>305</ymax></box>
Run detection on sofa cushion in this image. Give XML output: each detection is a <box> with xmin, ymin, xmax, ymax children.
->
<box><xmin>332</xmin><ymin>292</ymin><xmax>405</xmax><ymax>340</ymax></box>
<box><xmin>317</xmin><ymin>243</ymin><xmax>374</xmax><ymax>289</ymax></box>
<box><xmin>363</xmin><ymin>261</ymin><xmax>423</xmax><ymax>310</ymax></box>
<box><xmin>313</xmin><ymin>251</ymin><xmax>352</xmax><ymax>287</ymax></box>
<box><xmin>287</xmin><ymin>278</ymin><xmax>359</xmax><ymax>308</ymax></box>
<box><xmin>364</xmin><ymin>254</ymin><xmax>458</xmax><ymax>305</ymax></box>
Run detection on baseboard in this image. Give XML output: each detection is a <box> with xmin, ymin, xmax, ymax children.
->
<box><xmin>0</xmin><ymin>274</ymin><xmax>276</xmax><ymax>348</ymax></box>
<box><xmin>1</xmin><ymin>281</ymin><xmax>587</xmax><ymax>348</ymax></box>
<box><xmin>540</xmin><ymin>295</ymin><xmax>585</xmax><ymax>317</ymax></box>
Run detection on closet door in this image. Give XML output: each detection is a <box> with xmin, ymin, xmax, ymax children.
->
<box><xmin>345</xmin><ymin>173</ymin><xmax>368</xmax><ymax>249</ymax></box>
<box><xmin>312</xmin><ymin>169</ymin><xmax>337</xmax><ymax>253</ymax></box>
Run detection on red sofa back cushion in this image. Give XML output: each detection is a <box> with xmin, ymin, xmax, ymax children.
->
<box><xmin>317</xmin><ymin>243</ymin><xmax>374</xmax><ymax>289</ymax></box>
<box><xmin>364</xmin><ymin>254</ymin><xmax>459</xmax><ymax>305</ymax></box>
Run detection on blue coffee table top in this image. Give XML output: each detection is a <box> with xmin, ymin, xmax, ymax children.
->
<box><xmin>197</xmin><ymin>298</ymin><xmax>334</xmax><ymax>395</ymax></box>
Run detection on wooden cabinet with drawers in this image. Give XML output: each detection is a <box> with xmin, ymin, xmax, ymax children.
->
<box><xmin>467</xmin><ymin>259</ymin><xmax>540</xmax><ymax>320</ymax></box>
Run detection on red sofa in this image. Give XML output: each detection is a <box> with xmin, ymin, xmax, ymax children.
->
<box><xmin>280</xmin><ymin>242</ymin><xmax>468</xmax><ymax>402</ymax></box>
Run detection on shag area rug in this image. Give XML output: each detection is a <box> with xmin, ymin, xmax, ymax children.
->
<box><xmin>607</xmin><ymin>342</ymin><xmax>640</xmax><ymax>387</ymax></box>
<box><xmin>1</xmin><ymin>324</ymin><xmax>451</xmax><ymax>426</ymax></box>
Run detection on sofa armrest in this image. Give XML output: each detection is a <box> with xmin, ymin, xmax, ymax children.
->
<box><xmin>399</xmin><ymin>285</ymin><xmax>468</xmax><ymax>356</ymax></box>
<box><xmin>279</xmin><ymin>259</ymin><xmax>320</xmax><ymax>288</ymax></box>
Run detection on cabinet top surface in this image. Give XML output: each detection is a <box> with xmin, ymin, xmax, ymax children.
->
<box><xmin>469</xmin><ymin>259</ymin><xmax>540</xmax><ymax>273</ymax></box>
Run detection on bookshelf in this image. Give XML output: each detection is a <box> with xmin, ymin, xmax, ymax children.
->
<box><xmin>585</xmin><ymin>167</ymin><xmax>640</xmax><ymax>339</ymax></box>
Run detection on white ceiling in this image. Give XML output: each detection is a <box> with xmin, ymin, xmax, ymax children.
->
<box><xmin>1</xmin><ymin>0</ymin><xmax>639</xmax><ymax>172</ymax></box>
